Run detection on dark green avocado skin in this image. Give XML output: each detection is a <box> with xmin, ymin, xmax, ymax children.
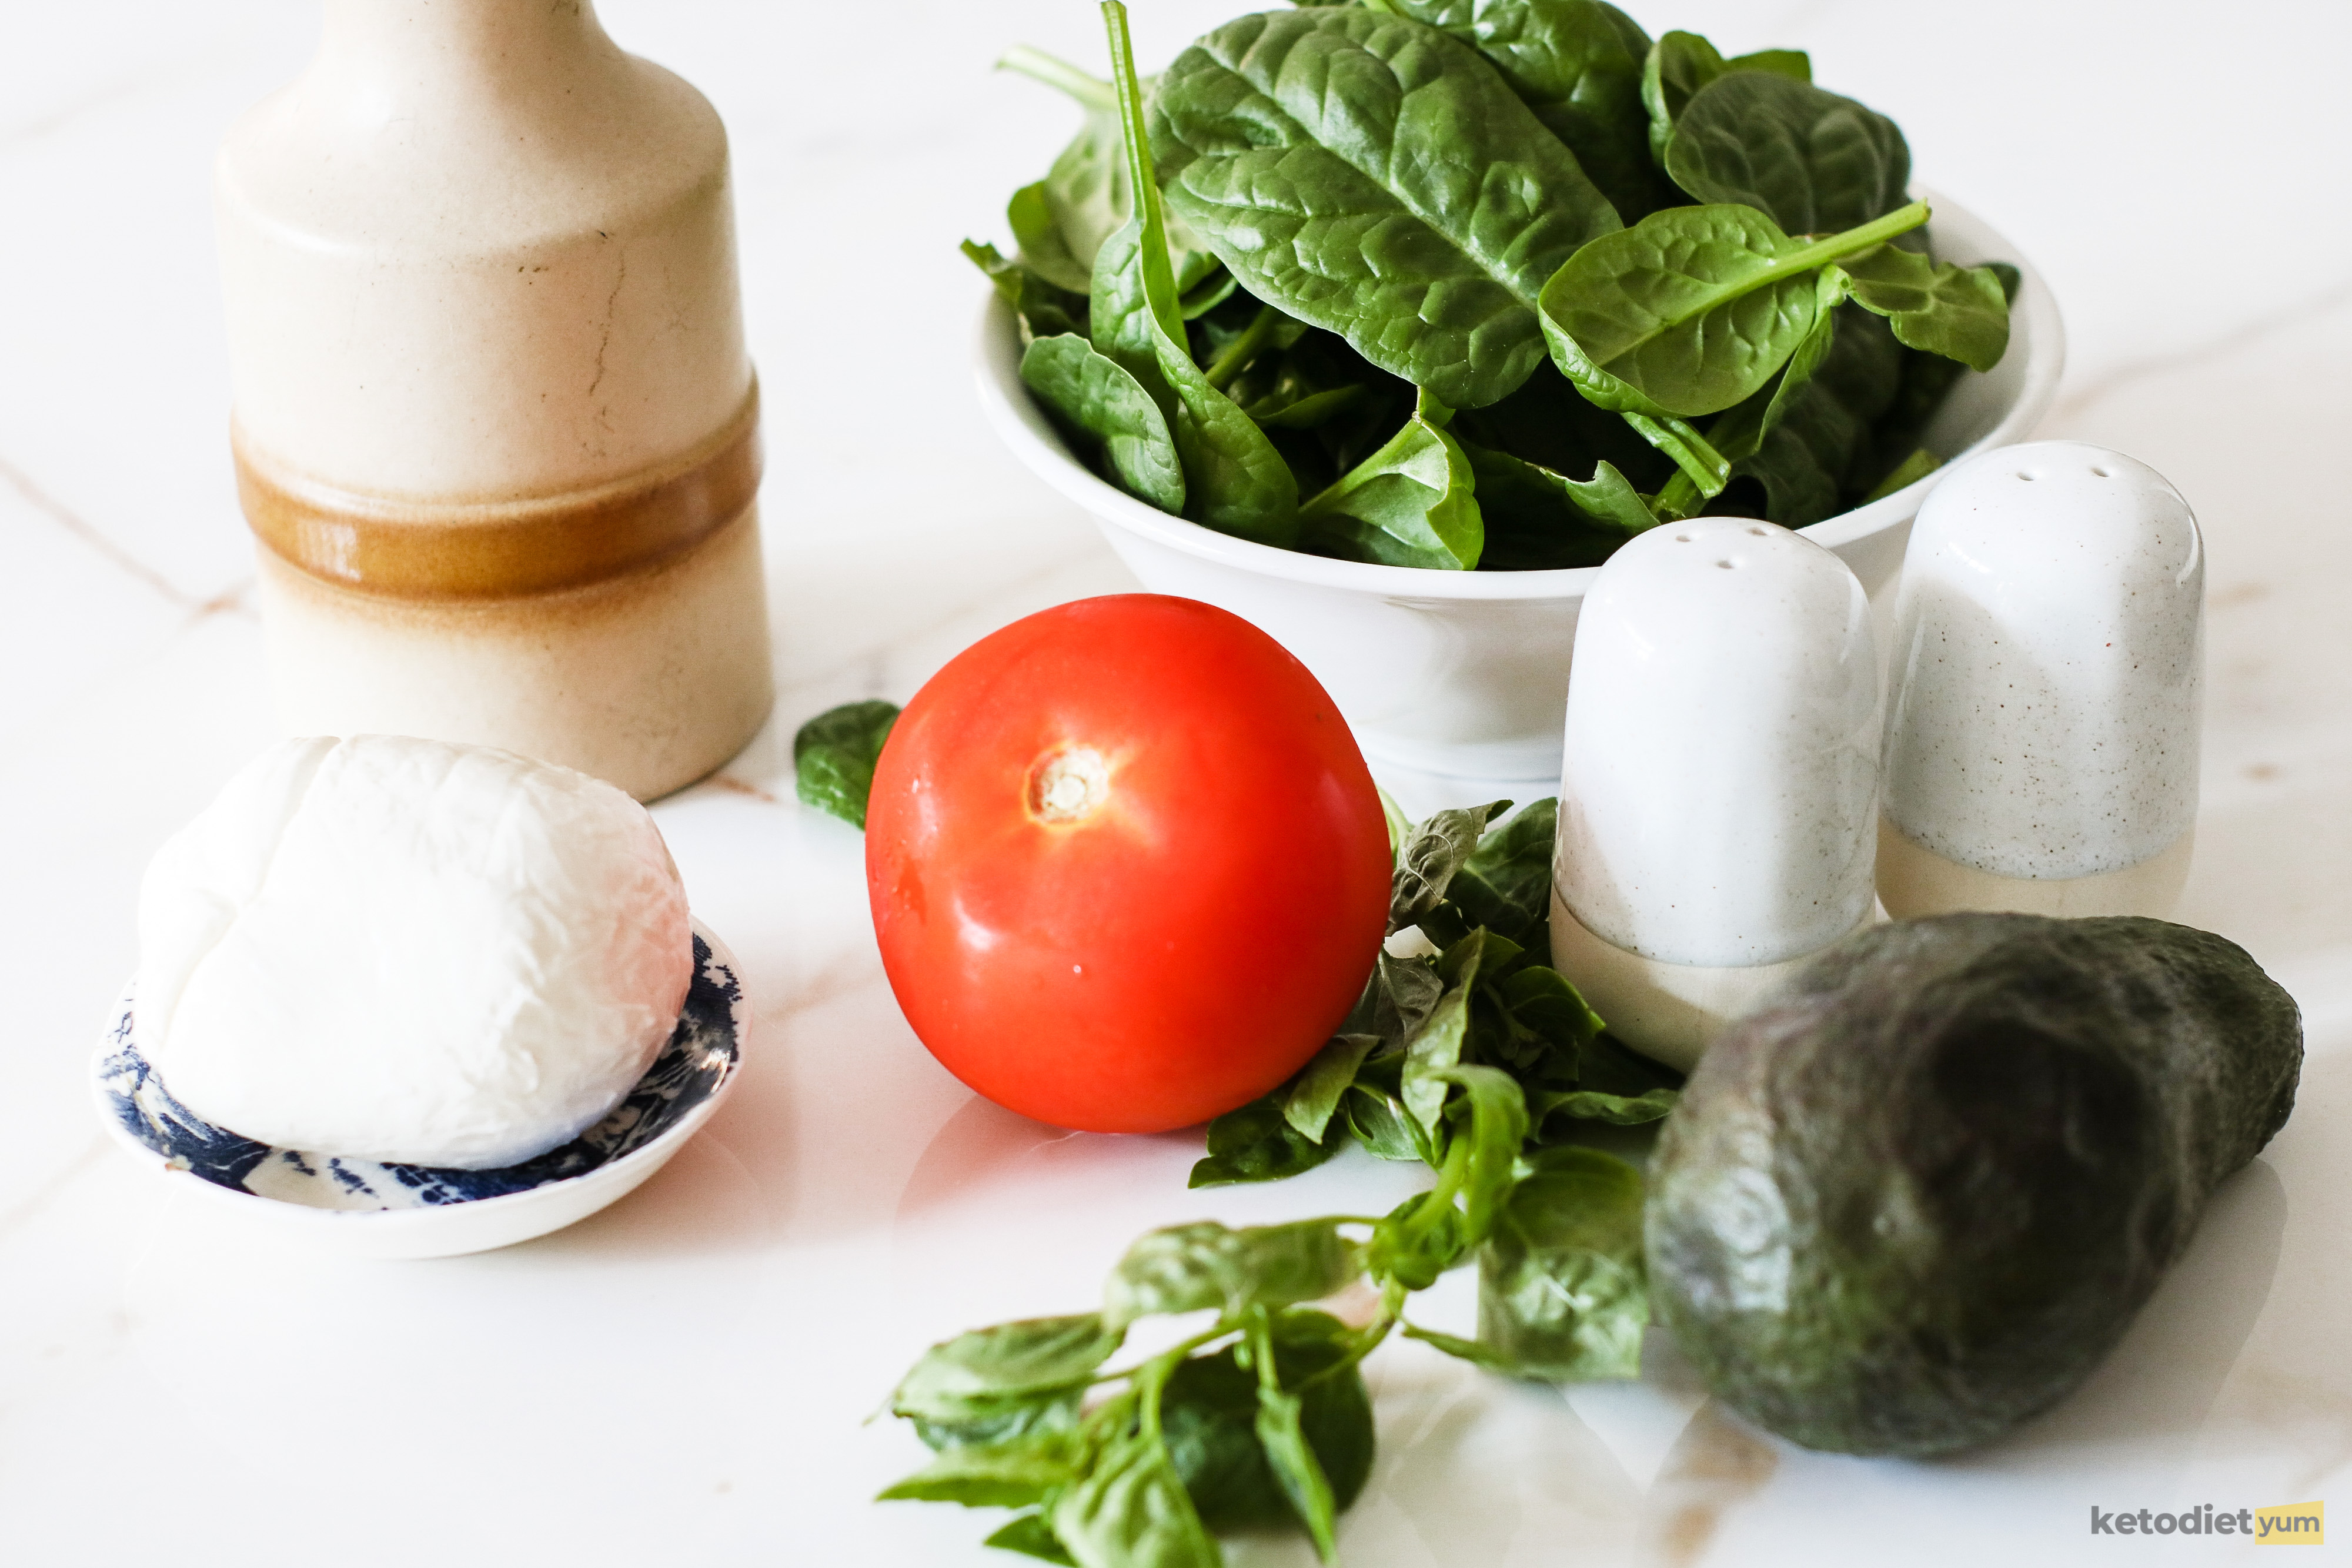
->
<box><xmin>1646</xmin><ymin>914</ymin><xmax>2303</xmax><ymax>1458</ymax></box>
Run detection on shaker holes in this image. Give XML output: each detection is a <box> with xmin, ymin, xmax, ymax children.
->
<box><xmin>1716</xmin><ymin>559</ymin><xmax>1736</xmax><ymax>570</ymax></box>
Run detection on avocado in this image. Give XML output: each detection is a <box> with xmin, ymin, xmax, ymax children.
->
<box><xmin>1646</xmin><ymin>914</ymin><xmax>2303</xmax><ymax>1457</ymax></box>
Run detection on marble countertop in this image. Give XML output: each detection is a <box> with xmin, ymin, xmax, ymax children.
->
<box><xmin>5</xmin><ymin>1</ymin><xmax>2348</xmax><ymax>1563</ymax></box>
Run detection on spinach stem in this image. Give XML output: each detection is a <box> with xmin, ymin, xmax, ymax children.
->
<box><xmin>997</xmin><ymin>45</ymin><xmax>1117</xmax><ymax>112</ymax></box>
<box><xmin>1205</xmin><ymin>305</ymin><xmax>1282</xmax><ymax>390</ymax></box>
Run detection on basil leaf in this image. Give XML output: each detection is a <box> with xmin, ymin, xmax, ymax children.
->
<box><xmin>1097</xmin><ymin>11</ymin><xmax>1299</xmax><ymax>546</ymax></box>
<box><xmin>1450</xmin><ymin>799</ymin><xmax>1559</xmax><ymax>940</ymax></box>
<box><xmin>1104</xmin><ymin>1221</ymin><xmax>1362</xmax><ymax>1330</ymax></box>
<box><xmin>1573</xmin><ymin>1031</ymin><xmax>1687</xmax><ymax>1099</ymax></box>
<box><xmin>891</xmin><ymin>1314</ymin><xmax>1125</xmax><ymax>1426</ymax></box>
<box><xmin>1050</xmin><ymin>1422</ymin><xmax>1222</xmax><ymax>1568</ymax></box>
<box><xmin>1401</xmin><ymin>971</ymin><xmax>1477</xmax><ymax>1139</ymax></box>
<box><xmin>965</xmin><ymin>239</ymin><xmax>1090</xmax><ymax>342</ymax></box>
<box><xmin>1499</xmin><ymin>964</ymin><xmax>1607</xmax><ymax>1051</ymax></box>
<box><xmin>1531</xmin><ymin>1084</ymin><xmax>1678</xmax><ymax>1129</ymax></box>
<box><xmin>1366</xmin><ymin>1188</ymin><xmax>1469</xmax><ymax>1290</ymax></box>
<box><xmin>793</xmin><ymin>700</ymin><xmax>901</xmax><ymax>830</ymax></box>
<box><xmin>1664</xmin><ymin>71</ymin><xmax>1909</xmax><ymax>236</ymax></box>
<box><xmin>1160</xmin><ymin>1312</ymin><xmax>1374</xmax><ymax>1539</ymax></box>
<box><xmin>1246</xmin><ymin>1318</ymin><xmax>1341</xmax><ymax>1560</ymax></box>
<box><xmin>1375</xmin><ymin>953</ymin><xmax>1445</xmax><ymax>1049</ymax></box>
<box><xmin>1150</xmin><ymin>6</ymin><xmax>1622</xmax><ymax>409</ymax></box>
<box><xmin>1838</xmin><ymin>243</ymin><xmax>2012</xmax><ymax>373</ymax></box>
<box><xmin>1464</xmin><ymin>447</ymin><xmax>1658</xmax><ymax>569</ymax></box>
<box><xmin>913</xmin><ymin>1390</ymin><xmax>1083</xmax><ymax>1455</ymax></box>
<box><xmin>1641</xmin><ymin>30</ymin><xmax>1811</xmax><ymax>166</ymax></box>
<box><xmin>1299</xmin><ymin>387</ymin><xmax>1485</xmax><ymax>569</ymax></box>
<box><xmin>1020</xmin><ymin>334</ymin><xmax>1187</xmax><ymax>512</ymax></box>
<box><xmin>1386</xmin><ymin>0</ymin><xmax>1665</xmax><ymax>223</ymax></box>
<box><xmin>877</xmin><ymin>1430</ymin><xmax>1083</xmax><ymax>1507</ymax></box>
<box><xmin>1284</xmin><ymin>1033</ymin><xmax>1384</xmax><ymax>1144</ymax></box>
<box><xmin>1475</xmin><ymin>1146</ymin><xmax>1649</xmax><ymax>1380</ymax></box>
<box><xmin>985</xmin><ymin>1512</ymin><xmax>1081</xmax><ymax>1566</ymax></box>
<box><xmin>1190</xmin><ymin>1096</ymin><xmax>1342</xmax><ymax>1188</ymax></box>
<box><xmin>1434</xmin><ymin>1064</ymin><xmax>1532</xmax><ymax>1243</ymax></box>
<box><xmin>1391</xmin><ymin>800</ymin><xmax>1512</xmax><ymax>930</ymax></box>
<box><xmin>1345</xmin><ymin>1085</ymin><xmax>1428</xmax><ymax>1162</ymax></box>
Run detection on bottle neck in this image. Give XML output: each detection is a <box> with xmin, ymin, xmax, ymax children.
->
<box><xmin>311</xmin><ymin>0</ymin><xmax>626</xmax><ymax>121</ymax></box>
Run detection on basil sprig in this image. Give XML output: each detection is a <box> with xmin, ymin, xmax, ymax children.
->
<box><xmin>879</xmin><ymin>797</ymin><xmax>1681</xmax><ymax>1564</ymax></box>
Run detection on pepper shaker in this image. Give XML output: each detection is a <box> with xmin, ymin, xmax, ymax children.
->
<box><xmin>216</xmin><ymin>0</ymin><xmax>773</xmax><ymax>800</ymax></box>
<box><xmin>1551</xmin><ymin>519</ymin><xmax>1880</xmax><ymax>1069</ymax></box>
<box><xmin>1878</xmin><ymin>442</ymin><xmax>2201</xmax><ymax>919</ymax></box>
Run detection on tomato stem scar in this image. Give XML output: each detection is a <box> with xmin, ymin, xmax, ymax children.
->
<box><xmin>1028</xmin><ymin>745</ymin><xmax>1110</xmax><ymax>824</ymax></box>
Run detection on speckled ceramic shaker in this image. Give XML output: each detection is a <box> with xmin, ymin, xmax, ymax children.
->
<box><xmin>1878</xmin><ymin>441</ymin><xmax>2202</xmax><ymax>918</ymax></box>
<box><xmin>215</xmin><ymin>0</ymin><xmax>773</xmax><ymax>800</ymax></box>
<box><xmin>1550</xmin><ymin>519</ymin><xmax>1880</xmax><ymax>1069</ymax></box>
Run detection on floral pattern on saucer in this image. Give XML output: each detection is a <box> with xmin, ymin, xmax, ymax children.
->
<box><xmin>95</xmin><ymin>933</ymin><xmax>742</xmax><ymax>1211</ymax></box>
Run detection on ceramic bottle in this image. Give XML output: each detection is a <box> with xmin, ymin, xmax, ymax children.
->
<box><xmin>216</xmin><ymin>0</ymin><xmax>772</xmax><ymax>800</ymax></box>
<box><xmin>1877</xmin><ymin>442</ymin><xmax>2202</xmax><ymax>919</ymax></box>
<box><xmin>1550</xmin><ymin>519</ymin><xmax>1880</xmax><ymax>1069</ymax></box>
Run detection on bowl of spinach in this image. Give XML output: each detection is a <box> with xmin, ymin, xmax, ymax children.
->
<box><xmin>970</xmin><ymin>2</ymin><xmax>2063</xmax><ymax>780</ymax></box>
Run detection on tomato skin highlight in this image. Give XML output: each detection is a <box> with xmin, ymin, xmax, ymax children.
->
<box><xmin>865</xmin><ymin>595</ymin><xmax>1392</xmax><ymax>1134</ymax></box>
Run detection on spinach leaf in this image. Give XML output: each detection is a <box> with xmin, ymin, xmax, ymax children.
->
<box><xmin>1838</xmin><ymin>242</ymin><xmax>2012</xmax><ymax>372</ymax></box>
<box><xmin>1150</xmin><ymin>5</ymin><xmax>1622</xmax><ymax>409</ymax></box>
<box><xmin>1385</xmin><ymin>0</ymin><xmax>1665</xmax><ymax>222</ymax></box>
<box><xmin>793</xmin><ymin>700</ymin><xmax>900</xmax><ymax>830</ymax></box>
<box><xmin>1097</xmin><ymin>7</ymin><xmax>1299</xmax><ymax>546</ymax></box>
<box><xmin>1451</xmin><ymin>357</ymin><xmax>1675</xmax><ymax>489</ymax></box>
<box><xmin>998</xmin><ymin>46</ymin><xmax>1224</xmax><ymax>298</ymax></box>
<box><xmin>1021</xmin><ymin>334</ymin><xmax>1187</xmax><ymax>511</ymax></box>
<box><xmin>1189</xmin><ymin>1095</ymin><xmax>1342</xmax><ymax>1189</ymax></box>
<box><xmin>1049</xmin><ymin>1419</ymin><xmax>1221</xmax><ymax>1568</ymax></box>
<box><xmin>1860</xmin><ymin>446</ymin><xmax>1943</xmax><ymax>503</ymax></box>
<box><xmin>1465</xmin><ymin>447</ymin><xmax>1656</xmax><ymax>569</ymax></box>
<box><xmin>1299</xmin><ymin>387</ymin><xmax>1485</xmax><ymax>569</ymax></box>
<box><xmin>1734</xmin><ymin>301</ymin><xmax>1909</xmax><ymax>524</ymax></box>
<box><xmin>964</xmin><ymin>239</ymin><xmax>1087</xmax><ymax>342</ymax></box>
<box><xmin>1537</xmin><ymin>199</ymin><xmax>1927</xmax><ymax>421</ymax></box>
<box><xmin>1665</xmin><ymin>71</ymin><xmax>1909</xmax><ymax>235</ymax></box>
<box><xmin>1641</xmin><ymin>30</ymin><xmax>1811</xmax><ymax>166</ymax></box>
<box><xmin>1475</xmin><ymin>1146</ymin><xmax>1649</xmax><ymax>1379</ymax></box>
<box><xmin>1104</xmin><ymin>1221</ymin><xmax>1362</xmax><ymax>1329</ymax></box>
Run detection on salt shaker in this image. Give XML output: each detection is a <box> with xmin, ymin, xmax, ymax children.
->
<box><xmin>216</xmin><ymin>0</ymin><xmax>773</xmax><ymax>800</ymax></box>
<box><xmin>1878</xmin><ymin>442</ymin><xmax>2202</xmax><ymax>919</ymax></box>
<box><xmin>1551</xmin><ymin>519</ymin><xmax>1880</xmax><ymax>1069</ymax></box>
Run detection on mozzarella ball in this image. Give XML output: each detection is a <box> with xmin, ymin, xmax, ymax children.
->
<box><xmin>137</xmin><ymin>735</ymin><xmax>692</xmax><ymax>1169</ymax></box>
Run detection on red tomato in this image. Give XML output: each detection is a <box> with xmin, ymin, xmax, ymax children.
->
<box><xmin>865</xmin><ymin>594</ymin><xmax>1392</xmax><ymax>1133</ymax></box>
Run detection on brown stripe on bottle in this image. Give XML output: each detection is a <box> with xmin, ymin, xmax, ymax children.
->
<box><xmin>233</xmin><ymin>386</ymin><xmax>762</xmax><ymax>601</ymax></box>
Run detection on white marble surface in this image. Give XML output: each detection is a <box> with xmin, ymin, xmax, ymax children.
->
<box><xmin>5</xmin><ymin>2</ymin><xmax>2350</xmax><ymax>1563</ymax></box>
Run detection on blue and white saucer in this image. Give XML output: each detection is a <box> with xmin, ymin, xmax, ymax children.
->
<box><xmin>92</xmin><ymin>922</ymin><xmax>748</xmax><ymax>1258</ymax></box>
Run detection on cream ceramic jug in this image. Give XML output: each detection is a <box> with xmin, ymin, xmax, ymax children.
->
<box><xmin>216</xmin><ymin>0</ymin><xmax>772</xmax><ymax>800</ymax></box>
